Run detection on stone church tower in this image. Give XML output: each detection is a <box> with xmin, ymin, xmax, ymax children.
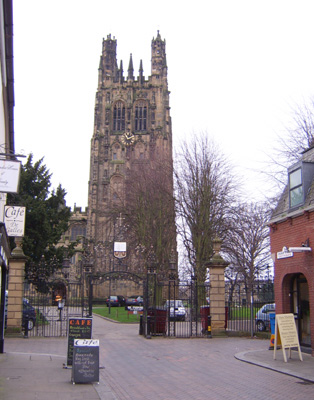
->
<box><xmin>86</xmin><ymin>32</ymin><xmax>175</xmax><ymax>297</ymax></box>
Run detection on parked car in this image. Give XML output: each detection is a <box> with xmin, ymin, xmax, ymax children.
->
<box><xmin>164</xmin><ymin>300</ymin><xmax>186</xmax><ymax>321</ymax></box>
<box><xmin>105</xmin><ymin>295</ymin><xmax>126</xmax><ymax>307</ymax></box>
<box><xmin>126</xmin><ymin>295</ymin><xmax>143</xmax><ymax>307</ymax></box>
<box><xmin>255</xmin><ymin>303</ymin><xmax>275</xmax><ymax>331</ymax></box>
<box><xmin>22</xmin><ymin>298</ymin><xmax>37</xmax><ymax>331</ymax></box>
<box><xmin>5</xmin><ymin>293</ymin><xmax>36</xmax><ymax>331</ymax></box>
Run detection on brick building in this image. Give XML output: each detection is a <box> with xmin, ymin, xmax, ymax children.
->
<box><xmin>270</xmin><ymin>146</ymin><xmax>314</xmax><ymax>355</ymax></box>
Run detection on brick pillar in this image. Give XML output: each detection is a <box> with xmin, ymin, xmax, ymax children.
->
<box><xmin>6</xmin><ymin>238</ymin><xmax>27</xmax><ymax>336</ymax></box>
<box><xmin>207</xmin><ymin>238</ymin><xmax>229</xmax><ymax>336</ymax></box>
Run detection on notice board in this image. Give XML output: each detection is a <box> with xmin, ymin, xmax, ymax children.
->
<box><xmin>72</xmin><ymin>339</ymin><xmax>99</xmax><ymax>384</ymax></box>
<box><xmin>67</xmin><ymin>318</ymin><xmax>92</xmax><ymax>366</ymax></box>
<box><xmin>274</xmin><ymin>313</ymin><xmax>303</xmax><ymax>362</ymax></box>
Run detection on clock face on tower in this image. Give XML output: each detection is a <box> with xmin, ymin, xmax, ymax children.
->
<box><xmin>121</xmin><ymin>131</ymin><xmax>135</xmax><ymax>146</ymax></box>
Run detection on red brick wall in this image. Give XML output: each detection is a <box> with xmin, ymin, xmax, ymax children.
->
<box><xmin>270</xmin><ymin>211</ymin><xmax>314</xmax><ymax>355</ymax></box>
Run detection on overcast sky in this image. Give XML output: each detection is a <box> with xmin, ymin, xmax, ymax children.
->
<box><xmin>12</xmin><ymin>0</ymin><xmax>314</xmax><ymax>209</ymax></box>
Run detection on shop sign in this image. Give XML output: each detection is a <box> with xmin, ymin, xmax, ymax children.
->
<box><xmin>4</xmin><ymin>205</ymin><xmax>26</xmax><ymax>237</ymax></box>
<box><xmin>0</xmin><ymin>160</ymin><xmax>21</xmax><ymax>193</ymax></box>
<box><xmin>277</xmin><ymin>246</ymin><xmax>293</xmax><ymax>259</ymax></box>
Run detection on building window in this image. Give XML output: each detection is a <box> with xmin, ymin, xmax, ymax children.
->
<box><xmin>113</xmin><ymin>153</ymin><xmax>117</xmax><ymax>160</ymax></box>
<box><xmin>135</xmin><ymin>102</ymin><xmax>147</xmax><ymax>131</ymax></box>
<box><xmin>71</xmin><ymin>225</ymin><xmax>86</xmax><ymax>241</ymax></box>
<box><xmin>289</xmin><ymin>167</ymin><xmax>303</xmax><ymax>208</ymax></box>
<box><xmin>113</xmin><ymin>101</ymin><xmax>125</xmax><ymax>131</ymax></box>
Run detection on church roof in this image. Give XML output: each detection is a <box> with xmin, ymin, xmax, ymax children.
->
<box><xmin>270</xmin><ymin>146</ymin><xmax>314</xmax><ymax>223</ymax></box>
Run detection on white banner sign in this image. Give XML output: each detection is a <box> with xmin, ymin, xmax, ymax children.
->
<box><xmin>4</xmin><ymin>206</ymin><xmax>26</xmax><ymax>237</ymax></box>
<box><xmin>114</xmin><ymin>241</ymin><xmax>126</xmax><ymax>258</ymax></box>
<box><xmin>0</xmin><ymin>160</ymin><xmax>21</xmax><ymax>193</ymax></box>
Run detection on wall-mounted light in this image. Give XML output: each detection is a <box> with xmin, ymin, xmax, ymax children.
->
<box><xmin>301</xmin><ymin>238</ymin><xmax>310</xmax><ymax>247</ymax></box>
<box><xmin>289</xmin><ymin>238</ymin><xmax>311</xmax><ymax>252</ymax></box>
<box><xmin>288</xmin><ymin>247</ymin><xmax>312</xmax><ymax>252</ymax></box>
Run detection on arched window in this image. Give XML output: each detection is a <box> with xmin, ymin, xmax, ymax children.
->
<box><xmin>70</xmin><ymin>224</ymin><xmax>86</xmax><ymax>241</ymax></box>
<box><xmin>110</xmin><ymin>176</ymin><xmax>124</xmax><ymax>203</ymax></box>
<box><xmin>113</xmin><ymin>101</ymin><xmax>125</xmax><ymax>131</ymax></box>
<box><xmin>135</xmin><ymin>102</ymin><xmax>147</xmax><ymax>131</ymax></box>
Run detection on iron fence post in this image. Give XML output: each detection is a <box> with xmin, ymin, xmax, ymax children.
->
<box><xmin>88</xmin><ymin>276</ymin><xmax>93</xmax><ymax>317</ymax></box>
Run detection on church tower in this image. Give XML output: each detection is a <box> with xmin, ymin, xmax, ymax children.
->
<box><xmin>87</xmin><ymin>32</ymin><xmax>176</xmax><ymax>296</ymax></box>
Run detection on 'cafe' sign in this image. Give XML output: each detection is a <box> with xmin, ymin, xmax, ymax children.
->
<box><xmin>4</xmin><ymin>206</ymin><xmax>26</xmax><ymax>237</ymax></box>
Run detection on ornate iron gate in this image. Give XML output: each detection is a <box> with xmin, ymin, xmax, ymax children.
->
<box><xmin>143</xmin><ymin>275</ymin><xmax>211</xmax><ymax>338</ymax></box>
<box><xmin>23</xmin><ymin>279</ymin><xmax>88</xmax><ymax>337</ymax></box>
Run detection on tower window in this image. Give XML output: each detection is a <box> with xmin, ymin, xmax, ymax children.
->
<box><xmin>113</xmin><ymin>101</ymin><xmax>125</xmax><ymax>131</ymax></box>
<box><xmin>71</xmin><ymin>225</ymin><xmax>86</xmax><ymax>241</ymax></box>
<box><xmin>135</xmin><ymin>102</ymin><xmax>147</xmax><ymax>131</ymax></box>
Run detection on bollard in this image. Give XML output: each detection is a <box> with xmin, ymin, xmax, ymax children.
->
<box><xmin>139</xmin><ymin>315</ymin><xmax>143</xmax><ymax>335</ymax></box>
<box><xmin>146</xmin><ymin>315</ymin><xmax>151</xmax><ymax>339</ymax></box>
<box><xmin>207</xmin><ymin>315</ymin><xmax>212</xmax><ymax>338</ymax></box>
<box><xmin>24</xmin><ymin>319</ymin><xmax>29</xmax><ymax>339</ymax></box>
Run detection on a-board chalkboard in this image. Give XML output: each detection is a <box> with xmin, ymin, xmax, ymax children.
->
<box><xmin>274</xmin><ymin>313</ymin><xmax>303</xmax><ymax>362</ymax></box>
<box><xmin>67</xmin><ymin>318</ymin><xmax>92</xmax><ymax>366</ymax></box>
<box><xmin>72</xmin><ymin>339</ymin><xmax>99</xmax><ymax>384</ymax></box>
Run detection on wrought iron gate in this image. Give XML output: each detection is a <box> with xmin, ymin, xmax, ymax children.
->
<box><xmin>143</xmin><ymin>276</ymin><xmax>211</xmax><ymax>338</ymax></box>
<box><xmin>23</xmin><ymin>280</ymin><xmax>88</xmax><ymax>337</ymax></box>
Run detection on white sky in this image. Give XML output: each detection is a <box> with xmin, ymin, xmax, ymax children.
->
<box><xmin>12</xmin><ymin>0</ymin><xmax>314</xmax><ymax>209</ymax></box>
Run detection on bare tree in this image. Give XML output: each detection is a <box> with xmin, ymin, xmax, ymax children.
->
<box><xmin>110</xmin><ymin>155</ymin><xmax>176</xmax><ymax>275</ymax></box>
<box><xmin>174</xmin><ymin>134</ymin><xmax>238</xmax><ymax>283</ymax></box>
<box><xmin>223</xmin><ymin>202</ymin><xmax>271</xmax><ymax>296</ymax></box>
<box><xmin>266</xmin><ymin>97</ymin><xmax>314</xmax><ymax>191</ymax></box>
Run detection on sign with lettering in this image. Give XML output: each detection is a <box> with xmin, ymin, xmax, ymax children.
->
<box><xmin>4</xmin><ymin>206</ymin><xmax>26</xmax><ymax>237</ymax></box>
<box><xmin>274</xmin><ymin>313</ymin><xmax>303</xmax><ymax>362</ymax></box>
<box><xmin>67</xmin><ymin>318</ymin><xmax>92</xmax><ymax>366</ymax></box>
<box><xmin>114</xmin><ymin>241</ymin><xmax>126</xmax><ymax>258</ymax></box>
<box><xmin>277</xmin><ymin>250</ymin><xmax>293</xmax><ymax>259</ymax></box>
<box><xmin>72</xmin><ymin>339</ymin><xmax>99</xmax><ymax>384</ymax></box>
<box><xmin>0</xmin><ymin>160</ymin><xmax>21</xmax><ymax>193</ymax></box>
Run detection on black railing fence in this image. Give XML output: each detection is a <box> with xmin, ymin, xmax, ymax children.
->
<box><xmin>225</xmin><ymin>280</ymin><xmax>275</xmax><ymax>335</ymax></box>
<box><xmin>23</xmin><ymin>281</ymin><xmax>88</xmax><ymax>337</ymax></box>
<box><xmin>142</xmin><ymin>278</ymin><xmax>275</xmax><ymax>338</ymax></box>
<box><xmin>23</xmin><ymin>273</ymin><xmax>274</xmax><ymax>338</ymax></box>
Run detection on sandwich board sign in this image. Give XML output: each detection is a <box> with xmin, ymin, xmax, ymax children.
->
<box><xmin>273</xmin><ymin>313</ymin><xmax>303</xmax><ymax>362</ymax></box>
<box><xmin>67</xmin><ymin>318</ymin><xmax>92</xmax><ymax>366</ymax></box>
<box><xmin>72</xmin><ymin>339</ymin><xmax>99</xmax><ymax>384</ymax></box>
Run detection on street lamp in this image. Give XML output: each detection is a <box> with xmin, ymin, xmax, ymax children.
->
<box><xmin>62</xmin><ymin>256</ymin><xmax>71</xmax><ymax>281</ymax></box>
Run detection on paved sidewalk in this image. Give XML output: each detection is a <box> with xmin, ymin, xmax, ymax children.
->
<box><xmin>0</xmin><ymin>337</ymin><xmax>105</xmax><ymax>400</ymax></box>
<box><xmin>236</xmin><ymin>347</ymin><xmax>314</xmax><ymax>383</ymax></box>
<box><xmin>0</xmin><ymin>316</ymin><xmax>314</xmax><ymax>400</ymax></box>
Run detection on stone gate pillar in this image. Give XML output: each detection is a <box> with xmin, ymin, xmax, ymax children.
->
<box><xmin>207</xmin><ymin>237</ymin><xmax>229</xmax><ymax>336</ymax></box>
<box><xmin>6</xmin><ymin>238</ymin><xmax>27</xmax><ymax>336</ymax></box>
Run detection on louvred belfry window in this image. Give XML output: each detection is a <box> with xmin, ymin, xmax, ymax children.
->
<box><xmin>113</xmin><ymin>101</ymin><xmax>125</xmax><ymax>131</ymax></box>
<box><xmin>135</xmin><ymin>102</ymin><xmax>147</xmax><ymax>131</ymax></box>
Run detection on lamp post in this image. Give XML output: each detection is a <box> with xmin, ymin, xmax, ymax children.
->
<box><xmin>61</xmin><ymin>256</ymin><xmax>70</xmax><ymax>281</ymax></box>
